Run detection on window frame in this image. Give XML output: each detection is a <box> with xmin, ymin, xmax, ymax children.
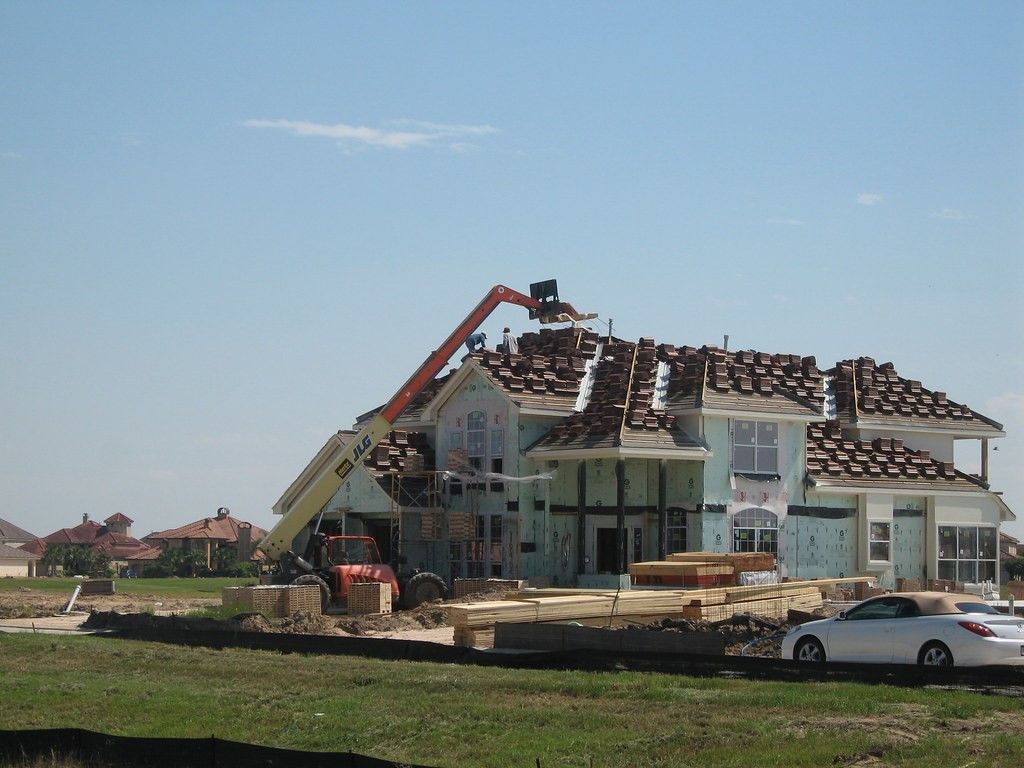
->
<box><xmin>731</xmin><ymin>506</ymin><xmax>779</xmax><ymax>555</ymax></box>
<box><xmin>868</xmin><ymin>520</ymin><xmax>892</xmax><ymax>564</ymax></box>
<box><xmin>731</xmin><ymin>419</ymin><xmax>779</xmax><ymax>475</ymax></box>
<box><xmin>938</xmin><ymin>524</ymin><xmax>998</xmax><ymax>583</ymax></box>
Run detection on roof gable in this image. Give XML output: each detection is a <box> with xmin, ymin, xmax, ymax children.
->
<box><xmin>531</xmin><ymin>338</ymin><xmax>705</xmax><ymax>455</ymax></box>
<box><xmin>0</xmin><ymin>517</ymin><xmax>37</xmax><ymax>542</ymax></box>
<box><xmin>663</xmin><ymin>345</ymin><xmax>824</xmax><ymax>416</ymax></box>
<box><xmin>146</xmin><ymin>515</ymin><xmax>267</xmax><ymax>543</ymax></box>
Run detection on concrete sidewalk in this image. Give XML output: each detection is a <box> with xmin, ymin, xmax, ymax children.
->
<box><xmin>0</xmin><ymin>612</ymin><xmax>95</xmax><ymax>634</ymax></box>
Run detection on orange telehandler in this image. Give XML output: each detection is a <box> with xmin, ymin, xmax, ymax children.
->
<box><xmin>259</xmin><ymin>280</ymin><xmax>587</xmax><ymax>610</ymax></box>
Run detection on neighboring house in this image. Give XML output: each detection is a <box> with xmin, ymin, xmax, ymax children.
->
<box><xmin>1000</xmin><ymin>532</ymin><xmax>1021</xmax><ymax>584</ymax></box>
<box><xmin>21</xmin><ymin>513</ymin><xmax>160</xmax><ymax>574</ymax></box>
<box><xmin>144</xmin><ymin>508</ymin><xmax>266</xmax><ymax>570</ymax></box>
<box><xmin>0</xmin><ymin>542</ymin><xmax>40</xmax><ymax>577</ymax></box>
<box><xmin>0</xmin><ymin>517</ymin><xmax>37</xmax><ymax>548</ymax></box>
<box><xmin>272</xmin><ymin>327</ymin><xmax>1015</xmax><ymax>589</ymax></box>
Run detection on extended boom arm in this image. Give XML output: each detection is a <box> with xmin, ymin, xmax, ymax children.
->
<box><xmin>260</xmin><ymin>282</ymin><xmax>560</xmax><ymax>560</ymax></box>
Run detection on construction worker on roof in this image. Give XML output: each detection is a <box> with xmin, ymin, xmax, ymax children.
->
<box><xmin>502</xmin><ymin>327</ymin><xmax>519</xmax><ymax>355</ymax></box>
<box><xmin>465</xmin><ymin>331</ymin><xmax>487</xmax><ymax>353</ymax></box>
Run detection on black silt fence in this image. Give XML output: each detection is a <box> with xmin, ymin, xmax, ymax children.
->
<box><xmin>0</xmin><ymin>728</ymin><xmax>435</xmax><ymax>768</ymax></box>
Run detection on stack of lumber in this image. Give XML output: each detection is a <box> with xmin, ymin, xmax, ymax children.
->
<box><xmin>630</xmin><ymin>551</ymin><xmax>776</xmax><ymax>587</ymax></box>
<box><xmin>446</xmin><ymin>576</ymin><xmax>872</xmax><ymax>647</ymax></box>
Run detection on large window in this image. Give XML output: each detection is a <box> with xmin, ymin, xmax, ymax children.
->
<box><xmin>732</xmin><ymin>507</ymin><xmax>779</xmax><ymax>554</ymax></box>
<box><xmin>467</xmin><ymin>411</ymin><xmax>486</xmax><ymax>470</ymax></box>
<box><xmin>667</xmin><ymin>509</ymin><xmax>687</xmax><ymax>555</ymax></box>
<box><xmin>938</xmin><ymin>525</ymin><xmax>997</xmax><ymax>583</ymax></box>
<box><xmin>732</xmin><ymin>420</ymin><xmax>778</xmax><ymax>474</ymax></box>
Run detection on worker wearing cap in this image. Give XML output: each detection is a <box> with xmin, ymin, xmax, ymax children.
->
<box><xmin>502</xmin><ymin>327</ymin><xmax>519</xmax><ymax>355</ymax></box>
<box><xmin>465</xmin><ymin>331</ymin><xmax>487</xmax><ymax>353</ymax></box>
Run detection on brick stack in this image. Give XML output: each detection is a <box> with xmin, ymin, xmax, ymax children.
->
<box><xmin>362</xmin><ymin>430</ymin><xmax>435</xmax><ymax>473</ymax></box>
<box><xmin>222</xmin><ymin>585</ymin><xmax>322</xmax><ymax>618</ymax></box>
<box><xmin>348</xmin><ymin>582</ymin><xmax>392</xmax><ymax>615</ymax></box>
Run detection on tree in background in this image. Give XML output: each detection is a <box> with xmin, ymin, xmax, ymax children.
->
<box><xmin>40</xmin><ymin>544</ymin><xmax>110</xmax><ymax>577</ymax></box>
<box><xmin>151</xmin><ymin>546</ymin><xmax>209</xmax><ymax>577</ymax></box>
<box><xmin>1005</xmin><ymin>555</ymin><xmax>1024</xmax><ymax>582</ymax></box>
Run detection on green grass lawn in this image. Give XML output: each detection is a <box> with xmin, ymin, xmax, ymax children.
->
<box><xmin>0</xmin><ymin>577</ymin><xmax>255</xmax><ymax>598</ymax></box>
<box><xmin>0</xmin><ymin>634</ymin><xmax>1021</xmax><ymax>767</ymax></box>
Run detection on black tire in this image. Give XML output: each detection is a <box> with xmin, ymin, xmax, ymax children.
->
<box><xmin>794</xmin><ymin>636</ymin><xmax>826</xmax><ymax>663</ymax></box>
<box><xmin>402</xmin><ymin>572</ymin><xmax>447</xmax><ymax>609</ymax></box>
<box><xmin>292</xmin><ymin>574</ymin><xmax>330</xmax><ymax>613</ymax></box>
<box><xmin>918</xmin><ymin>641</ymin><xmax>954</xmax><ymax>667</ymax></box>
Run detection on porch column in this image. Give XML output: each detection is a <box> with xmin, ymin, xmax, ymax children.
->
<box><xmin>658</xmin><ymin>459</ymin><xmax>668</xmax><ymax>560</ymax></box>
<box><xmin>616</xmin><ymin>459</ymin><xmax>626</xmax><ymax>574</ymax></box>
<box><xmin>577</xmin><ymin>460</ymin><xmax>587</xmax><ymax>574</ymax></box>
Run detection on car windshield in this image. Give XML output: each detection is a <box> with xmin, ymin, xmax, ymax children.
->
<box><xmin>954</xmin><ymin>601</ymin><xmax>999</xmax><ymax>614</ymax></box>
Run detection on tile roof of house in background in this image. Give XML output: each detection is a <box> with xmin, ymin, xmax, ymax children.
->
<box><xmin>831</xmin><ymin>357</ymin><xmax>1003</xmax><ymax>433</ymax></box>
<box><xmin>662</xmin><ymin>345</ymin><xmax>825</xmax><ymax>416</ymax></box>
<box><xmin>18</xmin><ymin>517</ymin><xmax>155</xmax><ymax>559</ymax></box>
<box><xmin>0</xmin><ymin>517</ymin><xmax>37</xmax><ymax>543</ymax></box>
<box><xmin>145</xmin><ymin>514</ymin><xmax>267</xmax><ymax>544</ymax></box>
<box><xmin>104</xmin><ymin>513</ymin><xmax>133</xmax><ymax>524</ymax></box>
<box><xmin>806</xmin><ymin>421</ymin><xmax>985</xmax><ymax>490</ymax></box>
<box><xmin>530</xmin><ymin>338</ymin><xmax>705</xmax><ymax>454</ymax></box>
<box><xmin>0</xmin><ymin>542</ymin><xmax>39</xmax><ymax>560</ymax></box>
<box><xmin>469</xmin><ymin>326</ymin><xmax>602</xmax><ymax>413</ymax></box>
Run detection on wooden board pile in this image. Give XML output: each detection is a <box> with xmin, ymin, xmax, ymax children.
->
<box><xmin>630</xmin><ymin>551</ymin><xmax>776</xmax><ymax>587</ymax></box>
<box><xmin>445</xmin><ymin>576</ymin><xmax>871</xmax><ymax>647</ymax></box>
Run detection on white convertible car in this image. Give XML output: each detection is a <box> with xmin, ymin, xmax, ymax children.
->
<box><xmin>782</xmin><ymin>592</ymin><xmax>1024</xmax><ymax>667</ymax></box>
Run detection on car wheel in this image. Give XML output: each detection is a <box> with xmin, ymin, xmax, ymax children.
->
<box><xmin>918</xmin><ymin>641</ymin><xmax>954</xmax><ymax>667</ymax></box>
<box><xmin>794</xmin><ymin>637</ymin><xmax>826</xmax><ymax>663</ymax></box>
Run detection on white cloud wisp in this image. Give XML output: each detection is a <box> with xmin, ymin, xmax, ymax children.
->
<box><xmin>243</xmin><ymin>118</ymin><xmax>499</xmax><ymax>151</ymax></box>
<box><xmin>856</xmin><ymin>193</ymin><xmax>884</xmax><ymax>206</ymax></box>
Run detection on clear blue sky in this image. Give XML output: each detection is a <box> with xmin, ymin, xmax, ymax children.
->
<box><xmin>1</xmin><ymin>3</ymin><xmax>1022</xmax><ymax>539</ymax></box>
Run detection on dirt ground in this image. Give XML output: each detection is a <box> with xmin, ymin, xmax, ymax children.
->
<box><xmin>2</xmin><ymin>585</ymin><xmax>830</xmax><ymax>653</ymax></box>
<box><xmin>0</xmin><ymin>587</ymin><xmax>220</xmax><ymax>619</ymax></box>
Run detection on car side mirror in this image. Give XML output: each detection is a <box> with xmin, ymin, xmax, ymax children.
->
<box><xmin>837</xmin><ymin>611</ymin><xmax>847</xmax><ymax>620</ymax></box>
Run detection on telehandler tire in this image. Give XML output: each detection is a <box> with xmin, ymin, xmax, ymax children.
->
<box><xmin>401</xmin><ymin>572</ymin><xmax>447</xmax><ymax>609</ymax></box>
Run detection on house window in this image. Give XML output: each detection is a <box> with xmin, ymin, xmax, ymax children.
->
<box><xmin>732</xmin><ymin>507</ymin><xmax>779</xmax><ymax>554</ymax></box>
<box><xmin>732</xmin><ymin>420</ymin><xmax>778</xmax><ymax>474</ymax></box>
<box><xmin>869</xmin><ymin>521</ymin><xmax>891</xmax><ymax>562</ymax></box>
<box><xmin>466</xmin><ymin>513</ymin><xmax>503</xmax><ymax>577</ymax></box>
<box><xmin>938</xmin><ymin>525</ymin><xmax>997</xmax><ymax>583</ymax></box>
<box><xmin>667</xmin><ymin>509</ymin><xmax>687</xmax><ymax>555</ymax></box>
<box><xmin>449</xmin><ymin>430</ymin><xmax>463</xmax><ymax>451</ymax></box>
<box><xmin>467</xmin><ymin>411</ymin><xmax>486</xmax><ymax>470</ymax></box>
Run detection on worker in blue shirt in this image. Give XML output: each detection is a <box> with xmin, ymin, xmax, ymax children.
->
<box><xmin>465</xmin><ymin>331</ymin><xmax>487</xmax><ymax>353</ymax></box>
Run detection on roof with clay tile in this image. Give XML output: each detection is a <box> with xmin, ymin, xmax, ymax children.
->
<box><xmin>831</xmin><ymin>357</ymin><xmax>1003</xmax><ymax>434</ymax></box>
<box><xmin>806</xmin><ymin>420</ymin><xmax>986</xmax><ymax>491</ymax></box>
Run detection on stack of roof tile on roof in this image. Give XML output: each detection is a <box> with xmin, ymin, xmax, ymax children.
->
<box><xmin>831</xmin><ymin>357</ymin><xmax>1002</xmax><ymax>432</ymax></box>
<box><xmin>361</xmin><ymin>430</ymin><xmax>435</xmax><ymax>473</ymax></box>
<box><xmin>471</xmin><ymin>327</ymin><xmax>600</xmax><ymax>410</ymax></box>
<box><xmin>661</xmin><ymin>345</ymin><xmax>824</xmax><ymax>415</ymax></box>
<box><xmin>531</xmin><ymin>339</ymin><xmax>700</xmax><ymax>453</ymax></box>
<box><xmin>806</xmin><ymin>421</ymin><xmax>983</xmax><ymax>489</ymax></box>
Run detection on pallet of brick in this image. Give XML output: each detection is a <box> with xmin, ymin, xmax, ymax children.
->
<box><xmin>448</xmin><ymin>448</ymin><xmax>470</xmax><ymax>469</ymax></box>
<box><xmin>348</xmin><ymin>582</ymin><xmax>392</xmax><ymax>615</ymax></box>
<box><xmin>222</xmin><ymin>584</ymin><xmax>322</xmax><ymax>618</ymax></box>
<box><xmin>447</xmin><ymin>511</ymin><xmax>474</xmax><ymax>539</ymax></box>
<box><xmin>630</xmin><ymin>561</ymin><xmax>734</xmax><ymax>587</ymax></box>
